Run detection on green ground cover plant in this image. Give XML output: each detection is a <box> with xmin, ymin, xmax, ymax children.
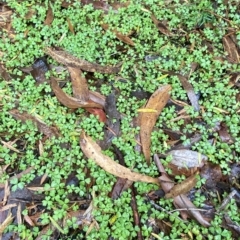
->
<box><xmin>0</xmin><ymin>0</ymin><xmax>240</xmax><ymax>239</ymax></box>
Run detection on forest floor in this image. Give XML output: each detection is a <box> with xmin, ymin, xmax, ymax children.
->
<box><xmin>0</xmin><ymin>1</ymin><xmax>240</xmax><ymax>239</ymax></box>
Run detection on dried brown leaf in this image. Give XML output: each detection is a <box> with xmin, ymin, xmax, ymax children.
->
<box><xmin>80</xmin><ymin>132</ymin><xmax>160</xmax><ymax>185</ymax></box>
<box><xmin>223</xmin><ymin>35</ymin><xmax>240</xmax><ymax>63</ymax></box>
<box><xmin>154</xmin><ymin>154</ymin><xmax>210</xmax><ymax>227</ymax></box>
<box><xmin>177</xmin><ymin>74</ymin><xmax>200</xmax><ymax>111</ymax></box>
<box><xmin>67</xmin><ymin>18</ymin><xmax>75</xmax><ymax>34</ymax></box>
<box><xmin>50</xmin><ymin>77</ymin><xmax>102</xmax><ymax>109</ymax></box>
<box><xmin>44</xmin><ymin>4</ymin><xmax>54</xmax><ymax>26</ymax></box>
<box><xmin>9</xmin><ymin>109</ymin><xmax>60</xmax><ymax>138</ymax></box>
<box><xmin>101</xmin><ymin>23</ymin><xmax>134</xmax><ymax>46</ymax></box>
<box><xmin>165</xmin><ymin>173</ymin><xmax>198</xmax><ymax>199</ymax></box>
<box><xmin>45</xmin><ymin>47</ymin><xmax>121</xmax><ymax>74</ymax></box>
<box><xmin>0</xmin><ymin>212</ymin><xmax>13</xmax><ymax>234</ymax></box>
<box><xmin>67</xmin><ymin>67</ymin><xmax>89</xmax><ymax>102</ymax></box>
<box><xmin>139</xmin><ymin>85</ymin><xmax>171</xmax><ymax>164</ymax></box>
<box><xmin>151</xmin><ymin>15</ymin><xmax>173</xmax><ymax>36</ymax></box>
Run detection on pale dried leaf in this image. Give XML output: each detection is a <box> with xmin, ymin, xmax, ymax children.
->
<box><xmin>80</xmin><ymin>132</ymin><xmax>160</xmax><ymax>185</ymax></box>
<box><xmin>167</xmin><ymin>150</ymin><xmax>207</xmax><ymax>169</ymax></box>
<box><xmin>139</xmin><ymin>85</ymin><xmax>171</xmax><ymax>164</ymax></box>
<box><xmin>0</xmin><ymin>213</ymin><xmax>13</xmax><ymax>234</ymax></box>
<box><xmin>177</xmin><ymin>74</ymin><xmax>200</xmax><ymax>111</ymax></box>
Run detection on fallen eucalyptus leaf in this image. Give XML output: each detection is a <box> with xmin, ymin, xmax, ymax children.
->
<box><xmin>80</xmin><ymin>132</ymin><xmax>160</xmax><ymax>185</ymax></box>
<box><xmin>45</xmin><ymin>47</ymin><xmax>121</xmax><ymax>74</ymax></box>
<box><xmin>50</xmin><ymin>77</ymin><xmax>102</xmax><ymax>109</ymax></box>
<box><xmin>165</xmin><ymin>173</ymin><xmax>198</xmax><ymax>199</ymax></box>
<box><xmin>67</xmin><ymin>66</ymin><xmax>89</xmax><ymax>102</ymax></box>
<box><xmin>139</xmin><ymin>85</ymin><xmax>171</xmax><ymax>164</ymax></box>
<box><xmin>177</xmin><ymin>74</ymin><xmax>200</xmax><ymax>111</ymax></box>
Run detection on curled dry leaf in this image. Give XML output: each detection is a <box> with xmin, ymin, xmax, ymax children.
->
<box><xmin>50</xmin><ymin>77</ymin><xmax>103</xmax><ymax>109</ymax></box>
<box><xmin>80</xmin><ymin>132</ymin><xmax>160</xmax><ymax>185</ymax></box>
<box><xmin>44</xmin><ymin>47</ymin><xmax>121</xmax><ymax>74</ymax></box>
<box><xmin>67</xmin><ymin>67</ymin><xmax>89</xmax><ymax>102</ymax></box>
<box><xmin>177</xmin><ymin>74</ymin><xmax>200</xmax><ymax>111</ymax></box>
<box><xmin>154</xmin><ymin>154</ymin><xmax>210</xmax><ymax>227</ymax></box>
<box><xmin>165</xmin><ymin>173</ymin><xmax>198</xmax><ymax>199</ymax></box>
<box><xmin>139</xmin><ymin>85</ymin><xmax>171</xmax><ymax>164</ymax></box>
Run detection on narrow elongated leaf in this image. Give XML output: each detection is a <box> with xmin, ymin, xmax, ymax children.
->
<box><xmin>139</xmin><ymin>85</ymin><xmax>171</xmax><ymax>164</ymax></box>
<box><xmin>177</xmin><ymin>74</ymin><xmax>200</xmax><ymax>111</ymax></box>
<box><xmin>101</xmin><ymin>23</ymin><xmax>135</xmax><ymax>46</ymax></box>
<box><xmin>80</xmin><ymin>132</ymin><xmax>160</xmax><ymax>185</ymax></box>
<box><xmin>45</xmin><ymin>47</ymin><xmax>121</xmax><ymax>74</ymax></box>
<box><xmin>9</xmin><ymin>109</ymin><xmax>60</xmax><ymax>138</ymax></box>
<box><xmin>165</xmin><ymin>173</ymin><xmax>198</xmax><ymax>199</ymax></box>
<box><xmin>223</xmin><ymin>35</ymin><xmax>240</xmax><ymax>63</ymax></box>
<box><xmin>50</xmin><ymin>77</ymin><xmax>102</xmax><ymax>109</ymax></box>
<box><xmin>67</xmin><ymin>67</ymin><xmax>89</xmax><ymax>102</ymax></box>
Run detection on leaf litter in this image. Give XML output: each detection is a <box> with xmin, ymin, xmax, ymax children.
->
<box><xmin>1</xmin><ymin>1</ymin><xmax>240</xmax><ymax>239</ymax></box>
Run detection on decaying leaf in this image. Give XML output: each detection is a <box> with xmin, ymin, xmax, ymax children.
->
<box><xmin>44</xmin><ymin>4</ymin><xmax>54</xmax><ymax>26</ymax></box>
<box><xmin>139</xmin><ymin>85</ymin><xmax>171</xmax><ymax>164</ymax></box>
<box><xmin>80</xmin><ymin>132</ymin><xmax>160</xmax><ymax>185</ymax></box>
<box><xmin>44</xmin><ymin>47</ymin><xmax>121</xmax><ymax>74</ymax></box>
<box><xmin>0</xmin><ymin>212</ymin><xmax>13</xmax><ymax>234</ymax></box>
<box><xmin>154</xmin><ymin>154</ymin><xmax>210</xmax><ymax>227</ymax></box>
<box><xmin>30</xmin><ymin>57</ymin><xmax>50</xmax><ymax>84</ymax></box>
<box><xmin>50</xmin><ymin>77</ymin><xmax>102</xmax><ymax>109</ymax></box>
<box><xmin>99</xmin><ymin>93</ymin><xmax>120</xmax><ymax>149</ymax></box>
<box><xmin>67</xmin><ymin>18</ymin><xmax>75</xmax><ymax>34</ymax></box>
<box><xmin>151</xmin><ymin>15</ymin><xmax>173</xmax><ymax>36</ymax></box>
<box><xmin>9</xmin><ymin>109</ymin><xmax>60</xmax><ymax>138</ymax></box>
<box><xmin>177</xmin><ymin>74</ymin><xmax>200</xmax><ymax>111</ymax></box>
<box><xmin>101</xmin><ymin>23</ymin><xmax>134</xmax><ymax>46</ymax></box>
<box><xmin>167</xmin><ymin>149</ymin><xmax>207</xmax><ymax>169</ymax></box>
<box><xmin>223</xmin><ymin>35</ymin><xmax>240</xmax><ymax>64</ymax></box>
<box><xmin>165</xmin><ymin>173</ymin><xmax>198</xmax><ymax>199</ymax></box>
<box><xmin>67</xmin><ymin>67</ymin><xmax>89</xmax><ymax>102</ymax></box>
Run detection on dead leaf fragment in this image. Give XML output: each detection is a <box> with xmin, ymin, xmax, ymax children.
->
<box><xmin>50</xmin><ymin>77</ymin><xmax>102</xmax><ymax>109</ymax></box>
<box><xmin>45</xmin><ymin>47</ymin><xmax>121</xmax><ymax>74</ymax></box>
<box><xmin>139</xmin><ymin>85</ymin><xmax>171</xmax><ymax>164</ymax></box>
<box><xmin>167</xmin><ymin>149</ymin><xmax>207</xmax><ymax>169</ymax></box>
<box><xmin>223</xmin><ymin>35</ymin><xmax>240</xmax><ymax>63</ymax></box>
<box><xmin>44</xmin><ymin>4</ymin><xmax>54</xmax><ymax>26</ymax></box>
<box><xmin>151</xmin><ymin>15</ymin><xmax>173</xmax><ymax>36</ymax></box>
<box><xmin>154</xmin><ymin>154</ymin><xmax>210</xmax><ymax>227</ymax></box>
<box><xmin>177</xmin><ymin>74</ymin><xmax>200</xmax><ymax>111</ymax></box>
<box><xmin>165</xmin><ymin>173</ymin><xmax>198</xmax><ymax>199</ymax></box>
<box><xmin>9</xmin><ymin>109</ymin><xmax>60</xmax><ymax>138</ymax></box>
<box><xmin>80</xmin><ymin>132</ymin><xmax>160</xmax><ymax>185</ymax></box>
<box><xmin>101</xmin><ymin>23</ymin><xmax>134</xmax><ymax>46</ymax></box>
<box><xmin>67</xmin><ymin>67</ymin><xmax>89</xmax><ymax>102</ymax></box>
